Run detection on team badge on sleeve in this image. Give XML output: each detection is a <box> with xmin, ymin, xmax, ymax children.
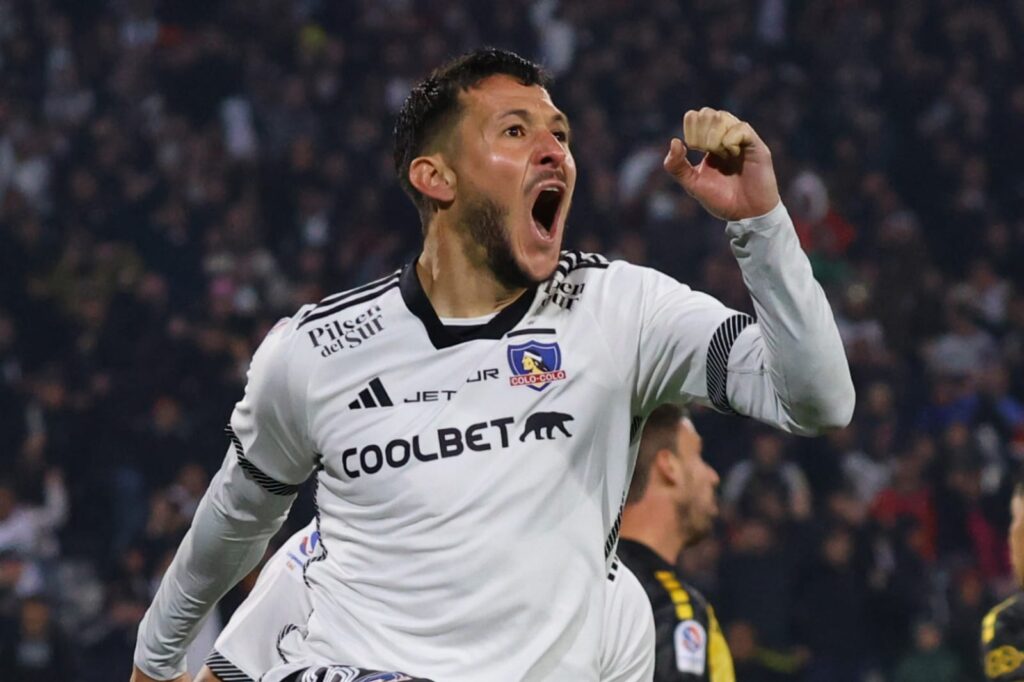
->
<box><xmin>674</xmin><ymin>620</ymin><xmax>707</xmax><ymax>675</ymax></box>
<box><xmin>286</xmin><ymin>529</ymin><xmax>323</xmax><ymax>570</ymax></box>
<box><xmin>507</xmin><ymin>341</ymin><xmax>567</xmax><ymax>391</ymax></box>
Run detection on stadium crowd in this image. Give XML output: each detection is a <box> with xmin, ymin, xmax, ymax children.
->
<box><xmin>1</xmin><ymin>0</ymin><xmax>1022</xmax><ymax>679</ymax></box>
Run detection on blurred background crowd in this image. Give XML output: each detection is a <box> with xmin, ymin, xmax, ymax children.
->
<box><xmin>1</xmin><ymin>0</ymin><xmax>1022</xmax><ymax>680</ymax></box>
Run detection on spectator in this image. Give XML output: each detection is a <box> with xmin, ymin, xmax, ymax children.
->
<box><xmin>924</xmin><ymin>298</ymin><xmax>999</xmax><ymax>379</ymax></box>
<box><xmin>891</xmin><ymin>621</ymin><xmax>961</xmax><ymax>682</ymax></box>
<box><xmin>718</xmin><ymin>517</ymin><xmax>798</xmax><ymax>652</ymax></box>
<box><xmin>0</xmin><ymin>596</ymin><xmax>75</xmax><ymax>681</ymax></box>
<box><xmin>795</xmin><ymin>526</ymin><xmax>872</xmax><ymax>682</ymax></box>
<box><xmin>726</xmin><ymin>619</ymin><xmax>806</xmax><ymax>682</ymax></box>
<box><xmin>871</xmin><ymin>451</ymin><xmax>937</xmax><ymax>562</ymax></box>
<box><xmin>722</xmin><ymin>431</ymin><xmax>812</xmax><ymax>522</ymax></box>
<box><xmin>0</xmin><ymin>470</ymin><xmax>68</xmax><ymax>561</ymax></box>
<box><xmin>79</xmin><ymin>585</ymin><xmax>147</xmax><ymax>682</ymax></box>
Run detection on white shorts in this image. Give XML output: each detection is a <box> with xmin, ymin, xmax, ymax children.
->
<box><xmin>207</xmin><ymin>525</ymin><xmax>653</xmax><ymax>682</ymax></box>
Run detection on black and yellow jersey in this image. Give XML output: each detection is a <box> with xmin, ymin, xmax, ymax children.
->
<box><xmin>618</xmin><ymin>539</ymin><xmax>735</xmax><ymax>682</ymax></box>
<box><xmin>982</xmin><ymin>592</ymin><xmax>1024</xmax><ymax>680</ymax></box>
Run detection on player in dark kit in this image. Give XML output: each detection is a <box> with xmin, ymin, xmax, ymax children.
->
<box><xmin>618</xmin><ymin>405</ymin><xmax>734</xmax><ymax>681</ymax></box>
<box><xmin>981</xmin><ymin>482</ymin><xmax>1024</xmax><ymax>680</ymax></box>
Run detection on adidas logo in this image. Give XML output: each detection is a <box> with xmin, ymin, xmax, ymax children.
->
<box><xmin>348</xmin><ymin>377</ymin><xmax>393</xmax><ymax>409</ymax></box>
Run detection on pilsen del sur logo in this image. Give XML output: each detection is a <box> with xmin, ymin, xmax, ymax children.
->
<box><xmin>507</xmin><ymin>340</ymin><xmax>567</xmax><ymax>391</ymax></box>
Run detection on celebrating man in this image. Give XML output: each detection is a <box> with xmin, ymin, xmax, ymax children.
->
<box><xmin>133</xmin><ymin>47</ymin><xmax>853</xmax><ymax>682</ymax></box>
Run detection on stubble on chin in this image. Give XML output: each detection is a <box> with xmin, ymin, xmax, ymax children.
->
<box><xmin>459</xmin><ymin>196</ymin><xmax>541</xmax><ymax>291</ymax></box>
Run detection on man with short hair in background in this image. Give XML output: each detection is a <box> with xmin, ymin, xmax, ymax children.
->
<box><xmin>619</xmin><ymin>404</ymin><xmax>735</xmax><ymax>681</ymax></box>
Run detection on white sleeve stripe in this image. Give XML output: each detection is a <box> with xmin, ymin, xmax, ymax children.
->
<box><xmin>706</xmin><ymin>314</ymin><xmax>755</xmax><ymax>414</ymax></box>
<box><xmin>225</xmin><ymin>426</ymin><xmax>300</xmax><ymax>496</ymax></box>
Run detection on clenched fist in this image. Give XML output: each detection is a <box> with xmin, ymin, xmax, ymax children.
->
<box><xmin>663</xmin><ymin>108</ymin><xmax>780</xmax><ymax>222</ymax></box>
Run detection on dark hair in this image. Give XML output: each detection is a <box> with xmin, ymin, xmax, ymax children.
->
<box><xmin>627</xmin><ymin>404</ymin><xmax>690</xmax><ymax>505</ymax></box>
<box><xmin>392</xmin><ymin>47</ymin><xmax>552</xmax><ymax>228</ymax></box>
<box><xmin>1015</xmin><ymin>479</ymin><xmax>1024</xmax><ymax>499</ymax></box>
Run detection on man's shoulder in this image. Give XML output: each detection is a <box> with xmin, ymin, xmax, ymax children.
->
<box><xmin>294</xmin><ymin>269</ymin><xmax>403</xmax><ymax>332</ymax></box>
<box><xmin>983</xmin><ymin>593</ymin><xmax>1024</xmax><ymax>647</ymax></box>
<box><xmin>262</xmin><ymin>271</ymin><xmax>401</xmax><ymax>364</ymax></box>
<box><xmin>617</xmin><ymin>543</ymin><xmax>714</xmax><ymax>624</ymax></box>
<box><xmin>982</xmin><ymin>593</ymin><xmax>1024</xmax><ymax>679</ymax></box>
<box><xmin>541</xmin><ymin>251</ymin><xmax>690</xmax><ymax>313</ymax></box>
<box><xmin>548</xmin><ymin>250</ymin><xmax>669</xmax><ymax>284</ymax></box>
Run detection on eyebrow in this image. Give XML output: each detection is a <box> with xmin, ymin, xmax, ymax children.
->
<box><xmin>497</xmin><ymin>109</ymin><xmax>572</xmax><ymax>133</ymax></box>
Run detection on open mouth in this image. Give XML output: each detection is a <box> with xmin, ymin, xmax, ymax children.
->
<box><xmin>531</xmin><ymin>187</ymin><xmax>563</xmax><ymax>236</ymax></box>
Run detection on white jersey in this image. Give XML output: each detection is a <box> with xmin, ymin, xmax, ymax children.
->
<box><xmin>136</xmin><ymin>203</ymin><xmax>854</xmax><ymax>681</ymax></box>
<box><xmin>206</xmin><ymin>525</ymin><xmax>654</xmax><ymax>682</ymax></box>
<box><xmin>601</xmin><ymin>557</ymin><xmax>656</xmax><ymax>682</ymax></box>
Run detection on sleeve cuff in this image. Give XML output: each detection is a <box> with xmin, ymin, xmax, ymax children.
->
<box><xmin>133</xmin><ymin>652</ymin><xmax>187</xmax><ymax>681</ymax></box>
<box><xmin>725</xmin><ymin>200</ymin><xmax>790</xmax><ymax>237</ymax></box>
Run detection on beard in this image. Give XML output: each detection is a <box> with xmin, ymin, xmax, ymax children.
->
<box><xmin>459</xmin><ymin>195</ymin><xmax>540</xmax><ymax>291</ymax></box>
<box><xmin>678</xmin><ymin>501</ymin><xmax>714</xmax><ymax>548</ymax></box>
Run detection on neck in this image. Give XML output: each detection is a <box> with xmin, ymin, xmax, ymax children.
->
<box><xmin>620</xmin><ymin>496</ymin><xmax>687</xmax><ymax>566</ymax></box>
<box><xmin>418</xmin><ymin>220</ymin><xmax>527</xmax><ymax>318</ymax></box>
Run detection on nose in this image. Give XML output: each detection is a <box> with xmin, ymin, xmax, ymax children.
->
<box><xmin>532</xmin><ymin>131</ymin><xmax>567</xmax><ymax>169</ymax></box>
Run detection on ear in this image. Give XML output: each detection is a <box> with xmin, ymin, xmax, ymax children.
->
<box><xmin>409</xmin><ymin>155</ymin><xmax>456</xmax><ymax>204</ymax></box>
<box><xmin>654</xmin><ymin>448</ymin><xmax>681</xmax><ymax>487</ymax></box>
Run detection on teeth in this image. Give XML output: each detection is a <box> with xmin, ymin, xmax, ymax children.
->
<box><xmin>543</xmin><ymin>187</ymin><xmax>560</xmax><ymax>193</ymax></box>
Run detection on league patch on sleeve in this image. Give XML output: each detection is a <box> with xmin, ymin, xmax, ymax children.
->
<box><xmin>674</xmin><ymin>620</ymin><xmax>707</xmax><ymax>675</ymax></box>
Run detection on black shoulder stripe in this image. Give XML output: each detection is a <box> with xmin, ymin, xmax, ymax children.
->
<box><xmin>706</xmin><ymin>313</ymin><xmax>755</xmax><ymax>414</ymax></box>
<box><xmin>225</xmin><ymin>426</ymin><xmax>300</xmax><ymax>496</ymax></box>
<box><xmin>205</xmin><ymin>650</ymin><xmax>255</xmax><ymax>682</ymax></box>
<box><xmin>297</xmin><ymin>280</ymin><xmax>399</xmax><ymax>329</ymax></box>
<box><xmin>604</xmin><ymin>492</ymin><xmax>625</xmax><ymax>561</ymax></box>
<box><xmin>306</xmin><ymin>270</ymin><xmax>401</xmax><ymax>313</ymax></box>
<box><xmin>629</xmin><ymin>415</ymin><xmax>644</xmax><ymax>443</ymax></box>
<box><xmin>555</xmin><ymin>250</ymin><xmax>609</xmax><ymax>279</ymax></box>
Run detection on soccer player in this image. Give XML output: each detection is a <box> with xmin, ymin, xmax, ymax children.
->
<box><xmin>132</xmin><ymin>47</ymin><xmax>854</xmax><ymax>682</ymax></box>
<box><xmin>194</xmin><ymin>523</ymin><xmax>655</xmax><ymax>682</ymax></box>
<box><xmin>980</xmin><ymin>482</ymin><xmax>1024</xmax><ymax>680</ymax></box>
<box><xmin>618</xmin><ymin>404</ymin><xmax>734</xmax><ymax>681</ymax></box>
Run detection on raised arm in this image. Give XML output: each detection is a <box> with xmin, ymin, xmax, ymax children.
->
<box><xmin>630</xmin><ymin>109</ymin><xmax>853</xmax><ymax>434</ymax></box>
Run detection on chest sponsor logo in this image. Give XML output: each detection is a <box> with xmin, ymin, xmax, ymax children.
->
<box><xmin>674</xmin><ymin>620</ymin><xmax>707</xmax><ymax>675</ymax></box>
<box><xmin>337</xmin><ymin>410</ymin><xmax>574</xmax><ymax>479</ymax></box>
<box><xmin>403</xmin><ymin>369</ymin><xmax>502</xmax><ymax>404</ymax></box>
<box><xmin>507</xmin><ymin>340</ymin><xmax>567</xmax><ymax>391</ymax></box>
<box><xmin>542</xmin><ymin>280</ymin><xmax>586</xmax><ymax>310</ymax></box>
<box><xmin>307</xmin><ymin>304</ymin><xmax>384</xmax><ymax>357</ymax></box>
